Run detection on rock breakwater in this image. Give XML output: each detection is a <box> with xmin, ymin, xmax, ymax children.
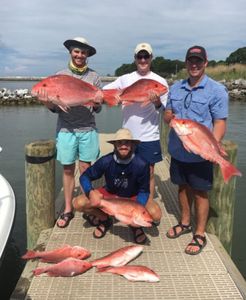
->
<box><xmin>0</xmin><ymin>79</ymin><xmax>246</xmax><ymax>105</ymax></box>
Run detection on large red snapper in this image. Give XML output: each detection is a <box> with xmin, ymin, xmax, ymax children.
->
<box><xmin>103</xmin><ymin>78</ymin><xmax>168</xmax><ymax>106</ymax></box>
<box><xmin>33</xmin><ymin>258</ymin><xmax>92</xmax><ymax>277</ymax></box>
<box><xmin>97</xmin><ymin>265</ymin><xmax>160</xmax><ymax>282</ymax></box>
<box><xmin>170</xmin><ymin>118</ymin><xmax>242</xmax><ymax>183</ymax></box>
<box><xmin>91</xmin><ymin>245</ymin><xmax>143</xmax><ymax>268</ymax></box>
<box><xmin>88</xmin><ymin>196</ymin><xmax>153</xmax><ymax>227</ymax></box>
<box><xmin>31</xmin><ymin>74</ymin><xmax>116</xmax><ymax>111</ymax></box>
<box><xmin>22</xmin><ymin>245</ymin><xmax>91</xmax><ymax>263</ymax></box>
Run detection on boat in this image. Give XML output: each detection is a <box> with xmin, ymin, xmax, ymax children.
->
<box><xmin>0</xmin><ymin>173</ymin><xmax>16</xmax><ymax>264</ymax></box>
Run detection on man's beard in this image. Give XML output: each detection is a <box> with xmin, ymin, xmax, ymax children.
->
<box><xmin>115</xmin><ymin>148</ymin><xmax>134</xmax><ymax>160</ymax></box>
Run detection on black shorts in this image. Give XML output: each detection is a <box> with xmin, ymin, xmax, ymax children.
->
<box><xmin>135</xmin><ymin>140</ymin><xmax>163</xmax><ymax>164</ymax></box>
<box><xmin>170</xmin><ymin>157</ymin><xmax>213</xmax><ymax>191</ymax></box>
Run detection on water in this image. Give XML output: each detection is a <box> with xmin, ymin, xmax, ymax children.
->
<box><xmin>0</xmin><ymin>81</ymin><xmax>245</xmax><ymax>298</ymax></box>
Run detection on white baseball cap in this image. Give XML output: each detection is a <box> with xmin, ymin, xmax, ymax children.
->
<box><xmin>134</xmin><ymin>42</ymin><xmax>153</xmax><ymax>55</ymax></box>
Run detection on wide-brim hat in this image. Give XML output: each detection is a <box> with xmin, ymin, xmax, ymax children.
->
<box><xmin>107</xmin><ymin>128</ymin><xmax>140</xmax><ymax>144</ymax></box>
<box><xmin>63</xmin><ymin>37</ymin><xmax>96</xmax><ymax>57</ymax></box>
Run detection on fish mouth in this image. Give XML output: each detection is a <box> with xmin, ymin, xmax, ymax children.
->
<box><xmin>133</xmin><ymin>216</ymin><xmax>153</xmax><ymax>227</ymax></box>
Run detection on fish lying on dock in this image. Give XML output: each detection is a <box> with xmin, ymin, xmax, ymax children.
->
<box><xmin>33</xmin><ymin>258</ymin><xmax>92</xmax><ymax>277</ymax></box>
<box><xmin>91</xmin><ymin>245</ymin><xmax>143</xmax><ymax>269</ymax></box>
<box><xmin>73</xmin><ymin>193</ymin><xmax>153</xmax><ymax>227</ymax></box>
<box><xmin>97</xmin><ymin>265</ymin><xmax>160</xmax><ymax>282</ymax></box>
<box><xmin>22</xmin><ymin>245</ymin><xmax>91</xmax><ymax>263</ymax></box>
<box><xmin>103</xmin><ymin>78</ymin><xmax>168</xmax><ymax>107</ymax></box>
<box><xmin>170</xmin><ymin>118</ymin><xmax>242</xmax><ymax>183</ymax></box>
<box><xmin>31</xmin><ymin>74</ymin><xmax>116</xmax><ymax>111</ymax></box>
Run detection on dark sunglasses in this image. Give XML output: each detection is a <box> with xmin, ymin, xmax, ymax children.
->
<box><xmin>136</xmin><ymin>54</ymin><xmax>150</xmax><ymax>60</ymax></box>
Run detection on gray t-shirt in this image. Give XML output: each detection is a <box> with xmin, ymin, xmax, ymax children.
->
<box><xmin>52</xmin><ymin>68</ymin><xmax>101</xmax><ymax>133</ymax></box>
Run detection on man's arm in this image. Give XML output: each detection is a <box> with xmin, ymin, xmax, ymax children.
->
<box><xmin>213</xmin><ymin>119</ymin><xmax>227</xmax><ymax>142</ymax></box>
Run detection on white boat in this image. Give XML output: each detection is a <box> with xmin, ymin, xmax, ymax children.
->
<box><xmin>0</xmin><ymin>173</ymin><xmax>16</xmax><ymax>262</ymax></box>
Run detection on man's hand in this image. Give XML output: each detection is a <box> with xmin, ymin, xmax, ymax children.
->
<box><xmin>93</xmin><ymin>90</ymin><xmax>104</xmax><ymax>106</ymax></box>
<box><xmin>148</xmin><ymin>90</ymin><xmax>161</xmax><ymax>108</ymax></box>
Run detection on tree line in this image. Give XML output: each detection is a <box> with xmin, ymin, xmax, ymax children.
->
<box><xmin>114</xmin><ymin>47</ymin><xmax>246</xmax><ymax>78</ymax></box>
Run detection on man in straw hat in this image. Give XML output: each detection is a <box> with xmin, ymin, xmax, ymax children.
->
<box><xmin>42</xmin><ymin>37</ymin><xmax>102</xmax><ymax>228</ymax></box>
<box><xmin>73</xmin><ymin>128</ymin><xmax>152</xmax><ymax>244</ymax></box>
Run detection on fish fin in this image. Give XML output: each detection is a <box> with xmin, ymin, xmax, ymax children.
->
<box><xmin>96</xmin><ymin>267</ymin><xmax>110</xmax><ymax>272</ymax></box>
<box><xmin>114</xmin><ymin>214</ymin><xmax>131</xmax><ymax>224</ymax></box>
<box><xmin>22</xmin><ymin>250</ymin><xmax>36</xmax><ymax>260</ymax></box>
<box><xmin>58</xmin><ymin>104</ymin><xmax>70</xmax><ymax>113</ymax></box>
<box><xmin>218</xmin><ymin>143</ymin><xmax>228</xmax><ymax>157</ymax></box>
<box><xmin>220</xmin><ymin>160</ymin><xmax>242</xmax><ymax>183</ymax></box>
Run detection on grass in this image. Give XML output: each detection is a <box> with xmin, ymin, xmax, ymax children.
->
<box><xmin>175</xmin><ymin>63</ymin><xmax>246</xmax><ymax>81</ymax></box>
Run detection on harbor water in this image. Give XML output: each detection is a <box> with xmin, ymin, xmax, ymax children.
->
<box><xmin>0</xmin><ymin>80</ymin><xmax>245</xmax><ymax>298</ymax></box>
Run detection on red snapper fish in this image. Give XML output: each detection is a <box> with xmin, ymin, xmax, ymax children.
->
<box><xmin>91</xmin><ymin>245</ymin><xmax>143</xmax><ymax>269</ymax></box>
<box><xmin>22</xmin><ymin>245</ymin><xmax>91</xmax><ymax>263</ymax></box>
<box><xmin>89</xmin><ymin>196</ymin><xmax>153</xmax><ymax>227</ymax></box>
<box><xmin>103</xmin><ymin>78</ymin><xmax>168</xmax><ymax>106</ymax></box>
<box><xmin>31</xmin><ymin>74</ymin><xmax>115</xmax><ymax>111</ymax></box>
<box><xmin>97</xmin><ymin>265</ymin><xmax>160</xmax><ymax>282</ymax></box>
<box><xmin>33</xmin><ymin>258</ymin><xmax>92</xmax><ymax>277</ymax></box>
<box><xmin>170</xmin><ymin>118</ymin><xmax>242</xmax><ymax>183</ymax></box>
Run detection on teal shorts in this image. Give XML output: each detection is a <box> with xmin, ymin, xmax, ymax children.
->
<box><xmin>56</xmin><ymin>130</ymin><xmax>100</xmax><ymax>165</ymax></box>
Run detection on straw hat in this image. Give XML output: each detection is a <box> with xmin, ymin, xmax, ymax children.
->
<box><xmin>63</xmin><ymin>37</ymin><xmax>96</xmax><ymax>57</ymax></box>
<box><xmin>107</xmin><ymin>128</ymin><xmax>140</xmax><ymax>144</ymax></box>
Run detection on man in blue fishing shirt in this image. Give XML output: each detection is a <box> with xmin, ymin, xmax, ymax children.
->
<box><xmin>73</xmin><ymin>128</ymin><xmax>153</xmax><ymax>244</ymax></box>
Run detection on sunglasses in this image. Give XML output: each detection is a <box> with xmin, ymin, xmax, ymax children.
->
<box><xmin>136</xmin><ymin>54</ymin><xmax>150</xmax><ymax>60</ymax></box>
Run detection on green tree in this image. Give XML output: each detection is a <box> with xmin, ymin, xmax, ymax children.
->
<box><xmin>226</xmin><ymin>47</ymin><xmax>246</xmax><ymax>64</ymax></box>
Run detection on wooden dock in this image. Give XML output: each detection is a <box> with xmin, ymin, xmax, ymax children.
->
<box><xmin>12</xmin><ymin>134</ymin><xmax>246</xmax><ymax>300</ymax></box>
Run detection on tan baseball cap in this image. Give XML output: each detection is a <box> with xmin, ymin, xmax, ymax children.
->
<box><xmin>134</xmin><ymin>42</ymin><xmax>153</xmax><ymax>55</ymax></box>
<box><xmin>107</xmin><ymin>128</ymin><xmax>140</xmax><ymax>144</ymax></box>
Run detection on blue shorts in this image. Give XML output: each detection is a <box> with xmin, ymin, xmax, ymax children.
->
<box><xmin>170</xmin><ymin>158</ymin><xmax>213</xmax><ymax>191</ymax></box>
<box><xmin>56</xmin><ymin>130</ymin><xmax>100</xmax><ymax>165</ymax></box>
<box><xmin>135</xmin><ymin>140</ymin><xmax>163</xmax><ymax>164</ymax></box>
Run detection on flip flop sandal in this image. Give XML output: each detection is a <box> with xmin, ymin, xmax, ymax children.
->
<box><xmin>56</xmin><ymin>211</ymin><xmax>74</xmax><ymax>228</ymax></box>
<box><xmin>82</xmin><ymin>214</ymin><xmax>100</xmax><ymax>226</ymax></box>
<box><xmin>185</xmin><ymin>234</ymin><xmax>207</xmax><ymax>255</ymax></box>
<box><xmin>166</xmin><ymin>222</ymin><xmax>192</xmax><ymax>239</ymax></box>
<box><xmin>93</xmin><ymin>217</ymin><xmax>113</xmax><ymax>239</ymax></box>
<box><xmin>131</xmin><ymin>227</ymin><xmax>147</xmax><ymax>244</ymax></box>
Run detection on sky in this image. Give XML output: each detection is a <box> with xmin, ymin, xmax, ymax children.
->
<box><xmin>1</xmin><ymin>0</ymin><xmax>246</xmax><ymax>77</ymax></box>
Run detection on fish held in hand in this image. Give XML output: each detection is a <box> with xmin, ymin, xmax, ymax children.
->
<box><xmin>33</xmin><ymin>258</ymin><xmax>92</xmax><ymax>277</ymax></box>
<box><xmin>31</xmin><ymin>74</ymin><xmax>117</xmax><ymax>111</ymax></box>
<box><xmin>170</xmin><ymin>118</ymin><xmax>242</xmax><ymax>183</ymax></box>
<box><xmin>97</xmin><ymin>265</ymin><xmax>160</xmax><ymax>282</ymax></box>
<box><xmin>86</xmin><ymin>195</ymin><xmax>153</xmax><ymax>227</ymax></box>
<box><xmin>22</xmin><ymin>245</ymin><xmax>91</xmax><ymax>263</ymax></box>
<box><xmin>104</xmin><ymin>78</ymin><xmax>168</xmax><ymax>107</ymax></box>
<box><xmin>91</xmin><ymin>245</ymin><xmax>143</xmax><ymax>268</ymax></box>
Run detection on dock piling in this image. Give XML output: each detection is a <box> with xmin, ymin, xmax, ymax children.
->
<box><xmin>25</xmin><ymin>140</ymin><xmax>56</xmax><ymax>249</ymax></box>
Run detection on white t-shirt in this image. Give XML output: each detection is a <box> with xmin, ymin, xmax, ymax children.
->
<box><xmin>103</xmin><ymin>71</ymin><xmax>168</xmax><ymax>141</ymax></box>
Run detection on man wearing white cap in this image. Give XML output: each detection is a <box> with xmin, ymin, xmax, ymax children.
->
<box><xmin>103</xmin><ymin>42</ymin><xmax>169</xmax><ymax>224</ymax></box>
<box><xmin>44</xmin><ymin>37</ymin><xmax>102</xmax><ymax>228</ymax></box>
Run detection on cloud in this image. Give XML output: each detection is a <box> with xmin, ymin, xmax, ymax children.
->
<box><xmin>1</xmin><ymin>0</ymin><xmax>246</xmax><ymax>76</ymax></box>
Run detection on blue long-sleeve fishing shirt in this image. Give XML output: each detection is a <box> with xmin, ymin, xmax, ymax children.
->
<box><xmin>80</xmin><ymin>152</ymin><xmax>150</xmax><ymax>206</ymax></box>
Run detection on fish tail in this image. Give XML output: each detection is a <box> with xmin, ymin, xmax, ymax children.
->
<box><xmin>33</xmin><ymin>267</ymin><xmax>45</xmax><ymax>276</ymax></box>
<box><xmin>102</xmin><ymin>90</ymin><xmax>120</xmax><ymax>106</ymax></box>
<box><xmin>220</xmin><ymin>160</ymin><xmax>242</xmax><ymax>183</ymax></box>
<box><xmin>22</xmin><ymin>250</ymin><xmax>36</xmax><ymax>260</ymax></box>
